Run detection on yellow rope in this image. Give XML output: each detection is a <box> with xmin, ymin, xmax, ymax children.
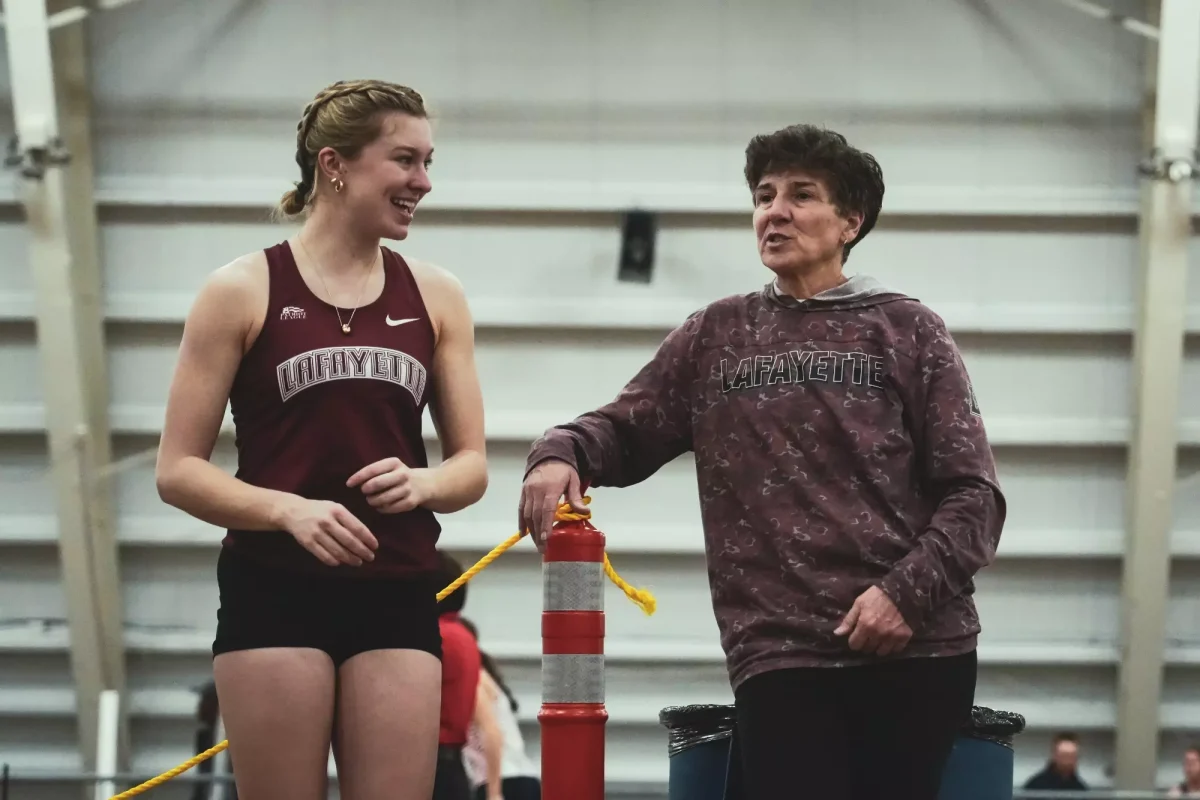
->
<box><xmin>547</xmin><ymin>496</ymin><xmax>656</xmax><ymax>615</ymax></box>
<box><xmin>108</xmin><ymin>743</ymin><xmax>232</xmax><ymax>798</ymax></box>
<box><xmin>604</xmin><ymin>552</ymin><xmax>656</xmax><ymax>616</ymax></box>
<box><xmin>108</xmin><ymin>496</ymin><xmax>653</xmax><ymax>799</ymax></box>
<box><xmin>434</xmin><ymin>530</ymin><xmax>523</xmax><ymax>602</ymax></box>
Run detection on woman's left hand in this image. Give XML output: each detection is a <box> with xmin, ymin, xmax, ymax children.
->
<box><xmin>347</xmin><ymin>457</ymin><xmax>435</xmax><ymax>514</ymax></box>
<box><xmin>834</xmin><ymin>586</ymin><xmax>913</xmax><ymax>657</ymax></box>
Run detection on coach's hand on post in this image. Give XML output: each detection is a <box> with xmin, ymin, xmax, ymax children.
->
<box><xmin>277</xmin><ymin>497</ymin><xmax>378</xmax><ymax>568</ymax></box>
<box><xmin>834</xmin><ymin>586</ymin><xmax>913</xmax><ymax>657</ymax></box>
<box><xmin>348</xmin><ymin>456</ymin><xmax>435</xmax><ymax>515</ymax></box>
<box><xmin>519</xmin><ymin>458</ymin><xmax>588</xmax><ymax>551</ymax></box>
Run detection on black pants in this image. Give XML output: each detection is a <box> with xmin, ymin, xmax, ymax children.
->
<box><xmin>732</xmin><ymin>651</ymin><xmax>977</xmax><ymax>800</ymax></box>
<box><xmin>432</xmin><ymin>746</ymin><xmax>471</xmax><ymax>800</ymax></box>
<box><xmin>473</xmin><ymin>777</ymin><xmax>541</xmax><ymax>800</ymax></box>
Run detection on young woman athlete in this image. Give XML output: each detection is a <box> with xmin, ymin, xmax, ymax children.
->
<box><xmin>156</xmin><ymin>79</ymin><xmax>488</xmax><ymax>800</ymax></box>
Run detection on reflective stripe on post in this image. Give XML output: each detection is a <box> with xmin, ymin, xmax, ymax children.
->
<box><xmin>538</xmin><ymin>511</ymin><xmax>607</xmax><ymax>800</ymax></box>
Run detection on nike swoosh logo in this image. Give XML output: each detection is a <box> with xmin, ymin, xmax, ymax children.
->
<box><xmin>386</xmin><ymin>316</ymin><xmax>419</xmax><ymax>327</ymax></box>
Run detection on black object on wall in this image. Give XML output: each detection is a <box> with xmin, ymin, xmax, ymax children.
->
<box><xmin>618</xmin><ymin>210</ymin><xmax>657</xmax><ymax>284</ymax></box>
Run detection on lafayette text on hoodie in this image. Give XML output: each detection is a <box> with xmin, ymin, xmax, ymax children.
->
<box><xmin>525</xmin><ymin>275</ymin><xmax>1007</xmax><ymax>691</ymax></box>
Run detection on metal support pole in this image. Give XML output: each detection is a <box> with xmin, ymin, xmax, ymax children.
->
<box><xmin>1</xmin><ymin>0</ymin><xmax>126</xmax><ymax>771</ymax></box>
<box><xmin>539</xmin><ymin>483</ymin><xmax>607</xmax><ymax>800</ymax></box>
<box><xmin>1050</xmin><ymin>0</ymin><xmax>1161</xmax><ymax>39</ymax></box>
<box><xmin>50</xmin><ymin>17</ymin><xmax>128</xmax><ymax>766</ymax></box>
<box><xmin>1113</xmin><ymin>0</ymin><xmax>1200</xmax><ymax>789</ymax></box>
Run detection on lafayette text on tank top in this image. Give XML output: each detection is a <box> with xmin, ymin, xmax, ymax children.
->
<box><xmin>222</xmin><ymin>241</ymin><xmax>441</xmax><ymax>577</ymax></box>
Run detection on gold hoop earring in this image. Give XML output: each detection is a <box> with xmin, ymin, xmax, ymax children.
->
<box><xmin>332</xmin><ymin>176</ymin><xmax>344</xmax><ymax>193</ymax></box>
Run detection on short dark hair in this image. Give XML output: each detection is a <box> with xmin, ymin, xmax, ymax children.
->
<box><xmin>435</xmin><ymin>550</ymin><xmax>467</xmax><ymax>613</ymax></box>
<box><xmin>743</xmin><ymin>124</ymin><xmax>884</xmax><ymax>263</ymax></box>
<box><xmin>1053</xmin><ymin>732</ymin><xmax>1080</xmax><ymax>745</ymax></box>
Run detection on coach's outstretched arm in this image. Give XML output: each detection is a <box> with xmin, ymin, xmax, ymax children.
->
<box><xmin>876</xmin><ymin>313</ymin><xmax>1008</xmax><ymax>632</ymax></box>
<box><xmin>519</xmin><ymin>314</ymin><xmax>700</xmax><ymax>544</ymax></box>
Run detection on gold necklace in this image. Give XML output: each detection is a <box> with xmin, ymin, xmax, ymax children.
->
<box><xmin>297</xmin><ymin>237</ymin><xmax>376</xmax><ymax>335</ymax></box>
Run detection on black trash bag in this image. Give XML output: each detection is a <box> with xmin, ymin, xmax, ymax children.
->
<box><xmin>659</xmin><ymin>704</ymin><xmax>738</xmax><ymax>757</ymax></box>
<box><xmin>962</xmin><ymin>705</ymin><xmax>1026</xmax><ymax>749</ymax></box>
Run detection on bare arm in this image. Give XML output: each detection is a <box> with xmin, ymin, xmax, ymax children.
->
<box><xmin>347</xmin><ymin>262</ymin><xmax>487</xmax><ymax>515</ymax></box>
<box><xmin>155</xmin><ymin>258</ymin><xmax>289</xmax><ymax>529</ymax></box>
<box><xmin>473</xmin><ymin>674</ymin><xmax>504</xmax><ymax>799</ymax></box>
<box><xmin>416</xmin><ymin>262</ymin><xmax>489</xmax><ymax>513</ymax></box>
<box><xmin>156</xmin><ymin>257</ymin><xmax>376</xmax><ymax>566</ymax></box>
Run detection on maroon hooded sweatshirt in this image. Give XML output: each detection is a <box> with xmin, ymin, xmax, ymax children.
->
<box><xmin>525</xmin><ymin>275</ymin><xmax>1006</xmax><ymax>691</ymax></box>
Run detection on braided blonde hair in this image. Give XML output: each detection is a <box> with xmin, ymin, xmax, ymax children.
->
<box><xmin>277</xmin><ymin>79</ymin><xmax>428</xmax><ymax>219</ymax></box>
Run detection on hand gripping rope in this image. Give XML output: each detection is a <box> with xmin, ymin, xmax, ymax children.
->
<box><xmin>106</xmin><ymin>495</ymin><xmax>654</xmax><ymax>800</ymax></box>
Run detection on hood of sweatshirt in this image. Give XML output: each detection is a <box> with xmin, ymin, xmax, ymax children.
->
<box><xmin>762</xmin><ymin>274</ymin><xmax>912</xmax><ymax>312</ymax></box>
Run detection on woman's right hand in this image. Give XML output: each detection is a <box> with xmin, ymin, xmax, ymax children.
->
<box><xmin>277</xmin><ymin>497</ymin><xmax>378</xmax><ymax>567</ymax></box>
<box><xmin>518</xmin><ymin>458</ymin><xmax>588</xmax><ymax>551</ymax></box>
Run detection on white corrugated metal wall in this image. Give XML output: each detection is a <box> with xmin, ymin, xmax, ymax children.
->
<box><xmin>0</xmin><ymin>0</ymin><xmax>1198</xmax><ymax>796</ymax></box>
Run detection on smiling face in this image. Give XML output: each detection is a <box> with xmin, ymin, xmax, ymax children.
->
<box><xmin>326</xmin><ymin>112</ymin><xmax>433</xmax><ymax>241</ymax></box>
<box><xmin>751</xmin><ymin>170</ymin><xmax>862</xmax><ymax>278</ymax></box>
<box><xmin>280</xmin><ymin>80</ymin><xmax>432</xmax><ymax>236</ymax></box>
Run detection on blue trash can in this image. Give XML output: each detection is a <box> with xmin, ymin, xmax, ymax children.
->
<box><xmin>938</xmin><ymin>706</ymin><xmax>1027</xmax><ymax>800</ymax></box>
<box><xmin>661</xmin><ymin>703</ymin><xmax>1025</xmax><ymax>800</ymax></box>
<box><xmin>658</xmin><ymin>705</ymin><xmax>738</xmax><ymax>800</ymax></box>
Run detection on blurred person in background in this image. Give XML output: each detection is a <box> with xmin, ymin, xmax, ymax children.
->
<box><xmin>459</xmin><ymin>618</ymin><xmax>541</xmax><ymax>800</ymax></box>
<box><xmin>190</xmin><ymin>679</ymin><xmax>238</xmax><ymax>800</ymax></box>
<box><xmin>155</xmin><ymin>78</ymin><xmax>488</xmax><ymax>800</ymax></box>
<box><xmin>1168</xmin><ymin>745</ymin><xmax>1200</xmax><ymax>797</ymax></box>
<box><xmin>1022</xmin><ymin>732</ymin><xmax>1088</xmax><ymax>791</ymax></box>
<box><xmin>433</xmin><ymin>551</ymin><xmax>483</xmax><ymax>800</ymax></box>
<box><xmin>518</xmin><ymin>123</ymin><xmax>1004</xmax><ymax>800</ymax></box>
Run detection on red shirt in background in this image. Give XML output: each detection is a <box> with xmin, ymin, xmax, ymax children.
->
<box><xmin>438</xmin><ymin>612</ymin><xmax>481</xmax><ymax>746</ymax></box>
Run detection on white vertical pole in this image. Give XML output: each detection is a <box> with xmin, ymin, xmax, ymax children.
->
<box><xmin>93</xmin><ymin>690</ymin><xmax>120</xmax><ymax>800</ymax></box>
<box><xmin>2</xmin><ymin>0</ymin><xmax>126</xmax><ymax>771</ymax></box>
<box><xmin>1113</xmin><ymin>0</ymin><xmax>1200</xmax><ymax>789</ymax></box>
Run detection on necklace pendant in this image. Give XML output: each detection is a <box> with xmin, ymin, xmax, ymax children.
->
<box><xmin>341</xmin><ymin>323</ymin><xmax>351</xmax><ymax>335</ymax></box>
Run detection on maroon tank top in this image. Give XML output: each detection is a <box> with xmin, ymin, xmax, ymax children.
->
<box><xmin>222</xmin><ymin>241</ymin><xmax>441</xmax><ymax>577</ymax></box>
